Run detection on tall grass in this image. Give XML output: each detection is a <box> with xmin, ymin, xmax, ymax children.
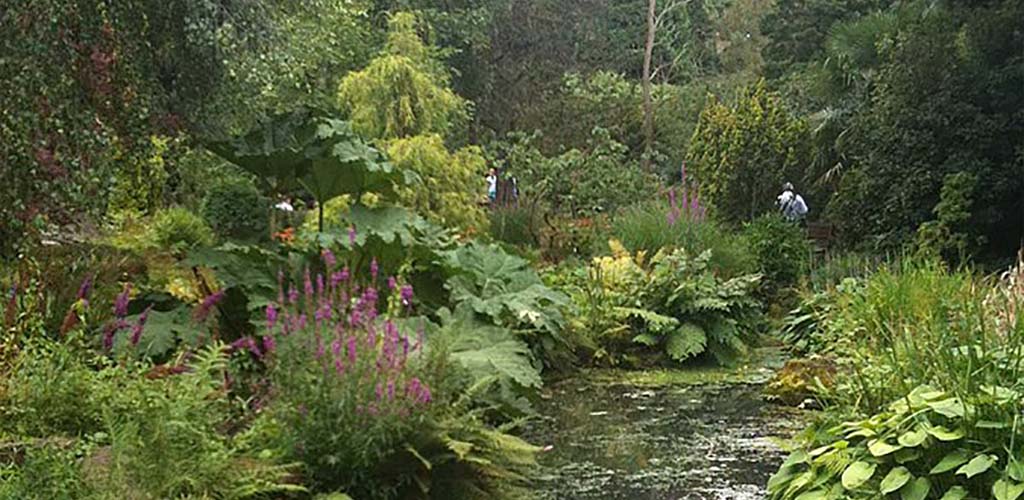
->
<box><xmin>829</xmin><ymin>257</ymin><xmax>1024</xmax><ymax>415</ymax></box>
<box><xmin>604</xmin><ymin>200</ymin><xmax>755</xmax><ymax>277</ymax></box>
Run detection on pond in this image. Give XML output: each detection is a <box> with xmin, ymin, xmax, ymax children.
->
<box><xmin>526</xmin><ymin>350</ymin><xmax>808</xmax><ymax>500</ymax></box>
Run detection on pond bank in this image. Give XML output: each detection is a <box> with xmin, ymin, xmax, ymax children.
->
<box><xmin>526</xmin><ymin>349</ymin><xmax>808</xmax><ymax>499</ymax></box>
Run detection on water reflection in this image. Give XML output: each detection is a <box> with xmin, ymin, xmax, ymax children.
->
<box><xmin>526</xmin><ymin>377</ymin><xmax>806</xmax><ymax>500</ymax></box>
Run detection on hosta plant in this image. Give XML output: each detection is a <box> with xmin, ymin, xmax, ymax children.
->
<box><xmin>769</xmin><ymin>385</ymin><xmax>1024</xmax><ymax>500</ymax></box>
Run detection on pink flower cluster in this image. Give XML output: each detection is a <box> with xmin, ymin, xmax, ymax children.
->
<box><xmin>667</xmin><ymin>161</ymin><xmax>707</xmax><ymax>225</ymax></box>
<box><xmin>258</xmin><ymin>244</ymin><xmax>432</xmax><ymax>418</ymax></box>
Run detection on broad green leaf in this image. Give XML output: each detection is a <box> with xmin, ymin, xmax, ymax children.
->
<box><xmin>956</xmin><ymin>454</ymin><xmax>996</xmax><ymax>478</ymax></box>
<box><xmin>900</xmin><ymin>477</ymin><xmax>930</xmax><ymax>500</ymax></box>
<box><xmin>842</xmin><ymin>461</ymin><xmax>876</xmax><ymax>490</ymax></box>
<box><xmin>925</xmin><ymin>426</ymin><xmax>964</xmax><ymax>442</ymax></box>
<box><xmin>868</xmin><ymin>439</ymin><xmax>902</xmax><ymax>457</ymax></box>
<box><xmin>1009</xmin><ymin>460</ymin><xmax>1024</xmax><ymax>481</ymax></box>
<box><xmin>939</xmin><ymin>486</ymin><xmax>967</xmax><ymax>500</ymax></box>
<box><xmin>898</xmin><ymin>428</ymin><xmax>928</xmax><ymax>447</ymax></box>
<box><xmin>880</xmin><ymin>467</ymin><xmax>912</xmax><ymax>493</ymax></box>
<box><xmin>994</xmin><ymin>480</ymin><xmax>1024</xmax><ymax>500</ymax></box>
<box><xmin>927</xmin><ymin>398</ymin><xmax>966</xmax><ymax>418</ymax></box>
<box><xmin>930</xmin><ymin>449</ymin><xmax>970</xmax><ymax>474</ymax></box>
<box><xmin>795</xmin><ymin>490</ymin><xmax>828</xmax><ymax>500</ymax></box>
<box><xmin>895</xmin><ymin>448</ymin><xmax>922</xmax><ymax>464</ymax></box>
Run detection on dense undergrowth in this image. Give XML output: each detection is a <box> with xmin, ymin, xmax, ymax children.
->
<box><xmin>768</xmin><ymin>256</ymin><xmax>1024</xmax><ymax>499</ymax></box>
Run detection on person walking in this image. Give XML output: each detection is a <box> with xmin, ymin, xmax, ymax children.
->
<box><xmin>777</xmin><ymin>182</ymin><xmax>808</xmax><ymax>222</ymax></box>
<box><xmin>485</xmin><ymin>167</ymin><xmax>498</xmax><ymax>204</ymax></box>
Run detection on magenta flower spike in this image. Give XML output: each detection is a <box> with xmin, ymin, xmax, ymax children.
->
<box><xmin>387</xmin><ymin>276</ymin><xmax>397</xmax><ymax>290</ymax></box>
<box><xmin>76</xmin><ymin>275</ymin><xmax>93</xmax><ymax>301</ymax></box>
<box><xmin>113</xmin><ymin>283</ymin><xmax>132</xmax><ymax>318</ymax></box>
<box><xmin>194</xmin><ymin>290</ymin><xmax>225</xmax><ymax>323</ymax></box>
<box><xmin>370</xmin><ymin>258</ymin><xmax>379</xmax><ymax>281</ymax></box>
<box><xmin>400</xmin><ymin>285</ymin><xmax>414</xmax><ymax>307</ymax></box>
<box><xmin>262</xmin><ymin>334</ymin><xmax>276</xmax><ymax>354</ymax></box>
<box><xmin>288</xmin><ymin>285</ymin><xmax>299</xmax><ymax>304</ymax></box>
<box><xmin>266</xmin><ymin>303</ymin><xmax>278</xmax><ymax>330</ymax></box>
<box><xmin>347</xmin><ymin>335</ymin><xmax>357</xmax><ymax>365</ymax></box>
<box><xmin>322</xmin><ymin>249</ymin><xmax>337</xmax><ymax>269</ymax></box>
<box><xmin>129</xmin><ymin>306</ymin><xmax>152</xmax><ymax>346</ymax></box>
<box><xmin>304</xmin><ymin>269</ymin><xmax>314</xmax><ymax>299</ymax></box>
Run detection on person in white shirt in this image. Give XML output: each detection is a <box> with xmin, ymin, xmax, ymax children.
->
<box><xmin>486</xmin><ymin>167</ymin><xmax>498</xmax><ymax>203</ymax></box>
<box><xmin>777</xmin><ymin>182</ymin><xmax>808</xmax><ymax>222</ymax></box>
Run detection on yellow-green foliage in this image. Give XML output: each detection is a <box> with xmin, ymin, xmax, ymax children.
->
<box><xmin>686</xmin><ymin>80</ymin><xmax>810</xmax><ymax>222</ymax></box>
<box><xmin>338</xmin><ymin>13</ymin><xmax>466</xmax><ymax>140</ymax></box>
<box><xmin>106</xmin><ymin>136</ymin><xmax>172</xmax><ymax>223</ymax></box>
<box><xmin>387</xmin><ymin>135</ymin><xmax>488</xmax><ymax>234</ymax></box>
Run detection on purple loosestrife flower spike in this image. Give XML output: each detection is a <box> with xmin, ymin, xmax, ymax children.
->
<box><xmin>400</xmin><ymin>285</ymin><xmax>414</xmax><ymax>307</ymax></box>
<box><xmin>322</xmin><ymin>249</ymin><xmax>336</xmax><ymax>269</ymax></box>
<box><xmin>340</xmin><ymin>267</ymin><xmax>350</xmax><ymax>282</ymax></box>
<box><xmin>370</xmin><ymin>258</ymin><xmax>379</xmax><ymax>280</ymax></box>
<box><xmin>316</xmin><ymin>274</ymin><xmax>325</xmax><ymax>296</ymax></box>
<box><xmin>387</xmin><ymin>276</ymin><xmax>397</xmax><ymax>290</ymax></box>
<box><xmin>194</xmin><ymin>290</ymin><xmax>225</xmax><ymax>323</ymax></box>
<box><xmin>129</xmin><ymin>306</ymin><xmax>152</xmax><ymax>346</ymax></box>
<box><xmin>288</xmin><ymin>286</ymin><xmax>299</xmax><ymax>304</ymax></box>
<box><xmin>77</xmin><ymin>275</ymin><xmax>93</xmax><ymax>301</ymax></box>
<box><xmin>262</xmin><ymin>334</ymin><xmax>276</xmax><ymax>354</ymax></box>
<box><xmin>266</xmin><ymin>303</ymin><xmax>278</xmax><ymax>330</ymax></box>
<box><xmin>347</xmin><ymin>335</ymin><xmax>357</xmax><ymax>365</ymax></box>
<box><xmin>113</xmin><ymin>283</ymin><xmax>132</xmax><ymax>318</ymax></box>
<box><xmin>682</xmin><ymin>186</ymin><xmax>689</xmax><ymax>218</ymax></box>
<box><xmin>387</xmin><ymin>380</ymin><xmax>395</xmax><ymax>401</ymax></box>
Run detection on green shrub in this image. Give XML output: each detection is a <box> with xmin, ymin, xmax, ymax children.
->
<box><xmin>201</xmin><ymin>179</ymin><xmax>269</xmax><ymax>241</ymax></box>
<box><xmin>743</xmin><ymin>214</ymin><xmax>812</xmax><ymax>300</ymax></box>
<box><xmin>606</xmin><ymin>200</ymin><xmax>755</xmax><ymax>278</ymax></box>
<box><xmin>150</xmin><ymin>207</ymin><xmax>215</xmax><ymax>254</ymax></box>
<box><xmin>565</xmin><ymin>243</ymin><xmax>763</xmax><ymax>366</ymax></box>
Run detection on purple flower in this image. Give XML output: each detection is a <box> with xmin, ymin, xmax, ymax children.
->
<box><xmin>387</xmin><ymin>276</ymin><xmax>397</xmax><ymax>290</ymax></box>
<box><xmin>331</xmin><ymin>338</ymin><xmax>342</xmax><ymax>357</ymax></box>
<box><xmin>417</xmin><ymin>385</ymin><xmax>432</xmax><ymax>404</ymax></box>
<box><xmin>194</xmin><ymin>290</ymin><xmax>225</xmax><ymax>323</ymax></box>
<box><xmin>304</xmin><ymin>269</ymin><xmax>314</xmax><ymax>299</ymax></box>
<box><xmin>229</xmin><ymin>336</ymin><xmax>262</xmax><ymax>357</ymax></box>
<box><xmin>340</xmin><ymin>267</ymin><xmax>350</xmax><ymax>282</ymax></box>
<box><xmin>400</xmin><ymin>285</ymin><xmax>414</xmax><ymax>307</ymax></box>
<box><xmin>348</xmin><ymin>225</ymin><xmax>357</xmax><ymax>245</ymax></box>
<box><xmin>113</xmin><ymin>283</ymin><xmax>132</xmax><ymax>318</ymax></box>
<box><xmin>266</xmin><ymin>303</ymin><xmax>278</xmax><ymax>329</ymax></box>
<box><xmin>129</xmin><ymin>306</ymin><xmax>152</xmax><ymax>346</ymax></box>
<box><xmin>76</xmin><ymin>275</ymin><xmax>93</xmax><ymax>301</ymax></box>
<box><xmin>387</xmin><ymin>380</ymin><xmax>395</xmax><ymax>401</ymax></box>
<box><xmin>262</xmin><ymin>334</ymin><xmax>276</xmax><ymax>354</ymax></box>
<box><xmin>322</xmin><ymin>249</ymin><xmax>337</xmax><ymax>269</ymax></box>
<box><xmin>347</xmin><ymin>335</ymin><xmax>357</xmax><ymax>364</ymax></box>
<box><xmin>370</xmin><ymin>258</ymin><xmax>379</xmax><ymax>280</ymax></box>
<box><xmin>288</xmin><ymin>286</ymin><xmax>299</xmax><ymax>304</ymax></box>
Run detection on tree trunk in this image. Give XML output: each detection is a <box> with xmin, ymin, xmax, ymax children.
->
<box><xmin>642</xmin><ymin>0</ymin><xmax>657</xmax><ymax>172</ymax></box>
